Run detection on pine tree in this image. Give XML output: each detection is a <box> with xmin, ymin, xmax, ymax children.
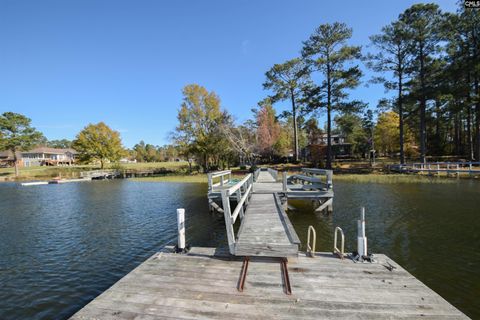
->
<box><xmin>302</xmin><ymin>22</ymin><xmax>362</xmax><ymax>168</ymax></box>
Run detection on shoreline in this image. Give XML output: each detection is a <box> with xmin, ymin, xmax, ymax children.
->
<box><xmin>1</xmin><ymin>163</ymin><xmax>477</xmax><ymax>184</ymax></box>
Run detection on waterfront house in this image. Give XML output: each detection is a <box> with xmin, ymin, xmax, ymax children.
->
<box><xmin>0</xmin><ymin>151</ymin><xmax>21</xmax><ymax>167</ymax></box>
<box><xmin>21</xmin><ymin>147</ymin><xmax>78</xmax><ymax>166</ymax></box>
<box><xmin>0</xmin><ymin>147</ymin><xmax>78</xmax><ymax>167</ymax></box>
<box><xmin>303</xmin><ymin>134</ymin><xmax>352</xmax><ymax>163</ymax></box>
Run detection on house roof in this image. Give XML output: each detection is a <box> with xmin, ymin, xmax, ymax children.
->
<box><xmin>22</xmin><ymin>147</ymin><xmax>78</xmax><ymax>155</ymax></box>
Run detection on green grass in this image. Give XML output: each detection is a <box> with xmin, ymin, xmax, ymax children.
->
<box><xmin>0</xmin><ymin>165</ymin><xmax>95</xmax><ymax>181</ymax></box>
<box><xmin>0</xmin><ymin>161</ymin><xmax>191</xmax><ymax>181</ymax></box>
<box><xmin>118</xmin><ymin>161</ymin><xmax>189</xmax><ymax>170</ymax></box>
<box><xmin>334</xmin><ymin>173</ymin><xmax>455</xmax><ymax>184</ymax></box>
<box><xmin>131</xmin><ymin>172</ymin><xmax>248</xmax><ymax>183</ymax></box>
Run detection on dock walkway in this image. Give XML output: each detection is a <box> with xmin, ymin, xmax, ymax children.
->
<box><xmin>69</xmin><ymin>168</ymin><xmax>469</xmax><ymax>319</ymax></box>
<box><xmin>71</xmin><ymin>246</ymin><xmax>468</xmax><ymax>320</ymax></box>
<box><xmin>227</xmin><ymin>169</ymin><xmax>300</xmax><ymax>257</ymax></box>
<box><xmin>207</xmin><ymin>168</ymin><xmax>334</xmax><ymax>257</ymax></box>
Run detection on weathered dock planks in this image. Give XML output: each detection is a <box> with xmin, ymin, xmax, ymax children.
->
<box><xmin>235</xmin><ymin>193</ymin><xmax>299</xmax><ymax>257</ymax></box>
<box><xmin>70</xmin><ymin>247</ymin><xmax>468</xmax><ymax>320</ymax></box>
<box><xmin>207</xmin><ymin>168</ymin><xmax>333</xmax><ymax>256</ymax></box>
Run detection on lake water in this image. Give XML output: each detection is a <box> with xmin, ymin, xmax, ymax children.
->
<box><xmin>0</xmin><ymin>179</ymin><xmax>479</xmax><ymax>319</ymax></box>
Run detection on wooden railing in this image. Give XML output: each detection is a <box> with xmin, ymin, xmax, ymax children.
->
<box><xmin>207</xmin><ymin>170</ymin><xmax>232</xmax><ymax>192</ymax></box>
<box><xmin>288</xmin><ymin>168</ymin><xmax>333</xmax><ymax>190</ymax></box>
<box><xmin>253</xmin><ymin>168</ymin><xmax>261</xmax><ymax>182</ymax></box>
<box><xmin>220</xmin><ymin>173</ymin><xmax>254</xmax><ymax>254</ymax></box>
<box><xmin>391</xmin><ymin>162</ymin><xmax>480</xmax><ymax>175</ymax></box>
<box><xmin>267</xmin><ymin>168</ymin><xmax>278</xmax><ymax>181</ymax></box>
<box><xmin>80</xmin><ymin>169</ymin><xmax>119</xmax><ymax>179</ymax></box>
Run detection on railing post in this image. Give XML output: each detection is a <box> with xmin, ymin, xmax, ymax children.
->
<box><xmin>282</xmin><ymin>171</ymin><xmax>287</xmax><ymax>192</ymax></box>
<box><xmin>327</xmin><ymin>170</ymin><xmax>333</xmax><ymax>189</ymax></box>
<box><xmin>236</xmin><ymin>189</ymin><xmax>244</xmax><ymax>220</ymax></box>
<box><xmin>176</xmin><ymin>208</ymin><xmax>186</xmax><ymax>253</ymax></box>
<box><xmin>221</xmin><ymin>190</ymin><xmax>235</xmax><ymax>255</ymax></box>
<box><xmin>207</xmin><ymin>173</ymin><xmax>212</xmax><ymax>192</ymax></box>
<box><xmin>357</xmin><ymin>207</ymin><xmax>367</xmax><ymax>257</ymax></box>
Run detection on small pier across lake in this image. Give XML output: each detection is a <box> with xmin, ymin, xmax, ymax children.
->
<box><xmin>70</xmin><ymin>167</ymin><xmax>469</xmax><ymax>319</ymax></box>
<box><xmin>390</xmin><ymin>161</ymin><xmax>480</xmax><ymax>177</ymax></box>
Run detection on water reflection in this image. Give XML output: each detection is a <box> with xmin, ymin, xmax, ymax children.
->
<box><xmin>0</xmin><ymin>179</ymin><xmax>479</xmax><ymax>319</ymax></box>
<box><xmin>288</xmin><ymin>180</ymin><xmax>480</xmax><ymax>319</ymax></box>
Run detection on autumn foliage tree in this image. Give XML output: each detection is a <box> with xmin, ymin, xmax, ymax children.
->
<box><xmin>256</xmin><ymin>101</ymin><xmax>281</xmax><ymax>158</ymax></box>
<box><xmin>264</xmin><ymin>58</ymin><xmax>309</xmax><ymax>162</ymax></box>
<box><xmin>173</xmin><ymin>84</ymin><xmax>231</xmax><ymax>172</ymax></box>
<box><xmin>73</xmin><ymin>122</ymin><xmax>125</xmax><ymax>169</ymax></box>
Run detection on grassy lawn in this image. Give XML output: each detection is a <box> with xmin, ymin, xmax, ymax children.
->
<box><xmin>0</xmin><ymin>161</ymin><xmax>191</xmax><ymax>181</ymax></box>
<box><xmin>0</xmin><ymin>165</ymin><xmax>95</xmax><ymax>180</ymax></box>
<box><xmin>118</xmin><ymin>161</ymin><xmax>189</xmax><ymax>170</ymax></box>
<box><xmin>1</xmin><ymin>160</ymin><xmax>466</xmax><ymax>184</ymax></box>
<box><xmin>333</xmin><ymin>173</ymin><xmax>455</xmax><ymax>184</ymax></box>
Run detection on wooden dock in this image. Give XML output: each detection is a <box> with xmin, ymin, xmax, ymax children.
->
<box><xmin>207</xmin><ymin>168</ymin><xmax>334</xmax><ymax>217</ymax></box>
<box><xmin>70</xmin><ymin>246</ymin><xmax>468</xmax><ymax>319</ymax></box>
<box><xmin>235</xmin><ymin>193</ymin><xmax>300</xmax><ymax>257</ymax></box>
<box><xmin>69</xmin><ymin>168</ymin><xmax>469</xmax><ymax>319</ymax></box>
<box><xmin>390</xmin><ymin>161</ymin><xmax>480</xmax><ymax>177</ymax></box>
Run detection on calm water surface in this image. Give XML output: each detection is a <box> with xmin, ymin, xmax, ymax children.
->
<box><xmin>0</xmin><ymin>179</ymin><xmax>479</xmax><ymax>319</ymax></box>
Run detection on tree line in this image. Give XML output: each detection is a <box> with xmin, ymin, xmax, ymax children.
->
<box><xmin>174</xmin><ymin>2</ymin><xmax>480</xmax><ymax>169</ymax></box>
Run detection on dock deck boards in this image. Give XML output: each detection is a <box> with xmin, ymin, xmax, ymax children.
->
<box><xmin>255</xmin><ymin>170</ymin><xmax>277</xmax><ymax>183</ymax></box>
<box><xmin>235</xmin><ymin>193</ymin><xmax>299</xmax><ymax>257</ymax></box>
<box><xmin>70</xmin><ymin>247</ymin><xmax>468</xmax><ymax>320</ymax></box>
<box><xmin>233</xmin><ymin>171</ymin><xmax>299</xmax><ymax>257</ymax></box>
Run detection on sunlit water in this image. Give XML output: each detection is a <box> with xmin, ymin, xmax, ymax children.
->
<box><xmin>0</xmin><ymin>179</ymin><xmax>478</xmax><ymax>319</ymax></box>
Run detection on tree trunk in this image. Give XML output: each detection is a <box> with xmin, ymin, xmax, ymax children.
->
<box><xmin>291</xmin><ymin>89</ymin><xmax>299</xmax><ymax>162</ymax></box>
<box><xmin>467</xmin><ymin>76</ymin><xmax>474</xmax><ymax>160</ymax></box>
<box><xmin>13</xmin><ymin>149</ymin><xmax>19</xmax><ymax>177</ymax></box>
<box><xmin>398</xmin><ymin>72</ymin><xmax>405</xmax><ymax>164</ymax></box>
<box><xmin>454</xmin><ymin>113</ymin><xmax>460</xmax><ymax>156</ymax></box>
<box><xmin>435</xmin><ymin>100</ymin><xmax>441</xmax><ymax>156</ymax></box>
<box><xmin>100</xmin><ymin>159</ymin><xmax>104</xmax><ymax>169</ymax></box>
<box><xmin>475</xmin><ymin>78</ymin><xmax>480</xmax><ymax>161</ymax></box>
<box><xmin>326</xmin><ymin>63</ymin><xmax>332</xmax><ymax>169</ymax></box>
<box><xmin>419</xmin><ymin>46</ymin><xmax>427</xmax><ymax>163</ymax></box>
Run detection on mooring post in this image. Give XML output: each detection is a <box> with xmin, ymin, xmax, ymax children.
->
<box><xmin>357</xmin><ymin>207</ymin><xmax>367</xmax><ymax>258</ymax></box>
<box><xmin>177</xmin><ymin>208</ymin><xmax>186</xmax><ymax>252</ymax></box>
<box><xmin>282</xmin><ymin>171</ymin><xmax>287</xmax><ymax>192</ymax></box>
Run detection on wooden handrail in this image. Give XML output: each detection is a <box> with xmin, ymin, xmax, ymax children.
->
<box><xmin>220</xmin><ymin>173</ymin><xmax>254</xmax><ymax>254</ymax></box>
<box><xmin>267</xmin><ymin>168</ymin><xmax>278</xmax><ymax>180</ymax></box>
<box><xmin>253</xmin><ymin>168</ymin><xmax>260</xmax><ymax>181</ymax></box>
<box><xmin>231</xmin><ymin>184</ymin><xmax>252</xmax><ymax>223</ymax></box>
<box><xmin>224</xmin><ymin>174</ymin><xmax>252</xmax><ymax>196</ymax></box>
<box><xmin>291</xmin><ymin>168</ymin><xmax>333</xmax><ymax>190</ymax></box>
<box><xmin>210</xmin><ymin>170</ymin><xmax>231</xmax><ymax>178</ymax></box>
<box><xmin>208</xmin><ymin>170</ymin><xmax>232</xmax><ymax>191</ymax></box>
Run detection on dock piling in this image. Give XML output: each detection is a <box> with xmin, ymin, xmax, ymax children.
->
<box><xmin>176</xmin><ymin>208</ymin><xmax>186</xmax><ymax>252</ymax></box>
<box><xmin>357</xmin><ymin>207</ymin><xmax>367</xmax><ymax>258</ymax></box>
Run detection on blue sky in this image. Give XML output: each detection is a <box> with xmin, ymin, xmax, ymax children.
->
<box><xmin>0</xmin><ymin>0</ymin><xmax>457</xmax><ymax>148</ymax></box>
